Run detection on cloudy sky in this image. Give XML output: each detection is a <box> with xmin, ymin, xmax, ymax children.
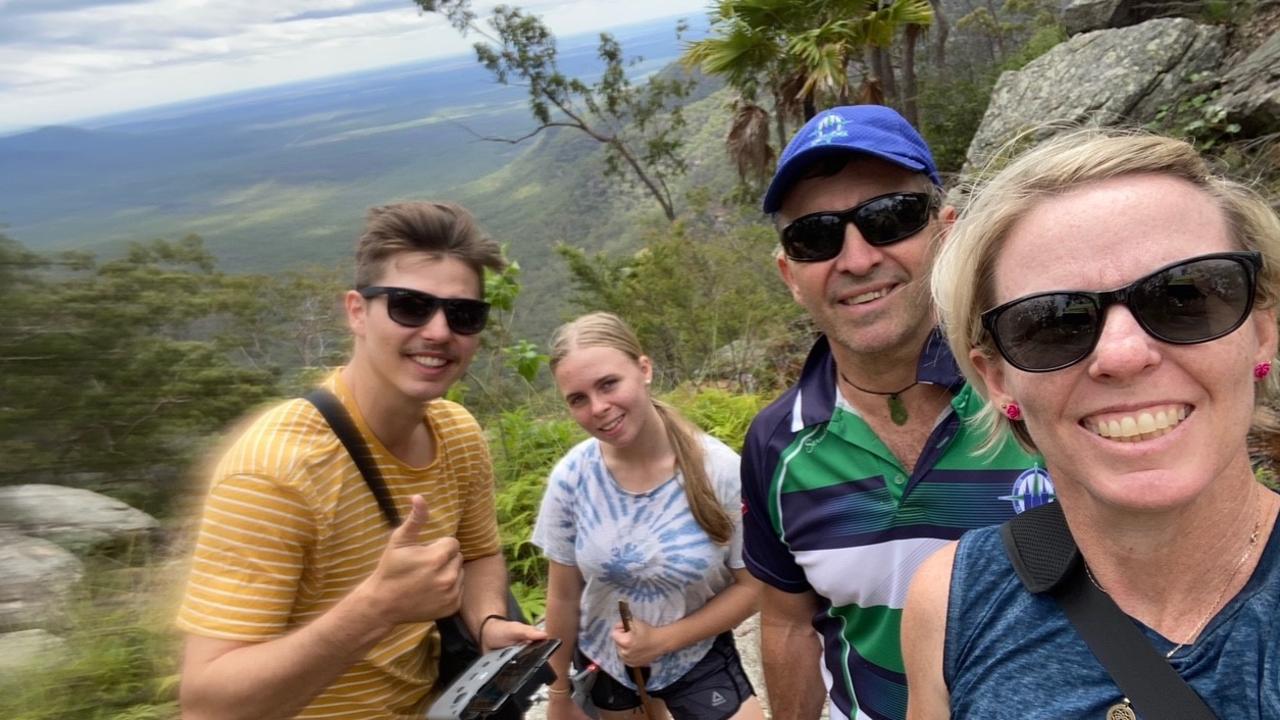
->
<box><xmin>0</xmin><ymin>0</ymin><xmax>709</xmax><ymax>132</ymax></box>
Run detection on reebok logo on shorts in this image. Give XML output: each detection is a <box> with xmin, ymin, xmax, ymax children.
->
<box><xmin>710</xmin><ymin>691</ymin><xmax>726</xmax><ymax>707</ymax></box>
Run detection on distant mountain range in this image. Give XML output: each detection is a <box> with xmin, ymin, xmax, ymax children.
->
<box><xmin>0</xmin><ymin>14</ymin><xmax>718</xmax><ymax>281</ymax></box>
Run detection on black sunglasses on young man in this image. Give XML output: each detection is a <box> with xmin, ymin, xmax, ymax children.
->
<box><xmin>779</xmin><ymin>191</ymin><xmax>936</xmax><ymax>262</ymax></box>
<box><xmin>358</xmin><ymin>286</ymin><xmax>491</xmax><ymax>335</ymax></box>
<box><xmin>981</xmin><ymin>251</ymin><xmax>1262</xmax><ymax>373</ymax></box>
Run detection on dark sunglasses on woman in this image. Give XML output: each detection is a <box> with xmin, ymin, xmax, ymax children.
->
<box><xmin>779</xmin><ymin>191</ymin><xmax>936</xmax><ymax>262</ymax></box>
<box><xmin>981</xmin><ymin>251</ymin><xmax>1262</xmax><ymax>373</ymax></box>
<box><xmin>358</xmin><ymin>286</ymin><xmax>491</xmax><ymax>335</ymax></box>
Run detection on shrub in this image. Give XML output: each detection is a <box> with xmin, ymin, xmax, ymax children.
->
<box><xmin>0</xmin><ymin>555</ymin><xmax>182</xmax><ymax>720</ymax></box>
<box><xmin>918</xmin><ymin>72</ymin><xmax>997</xmax><ymax>174</ymax></box>
<box><xmin>663</xmin><ymin>386</ymin><xmax>769</xmax><ymax>452</ymax></box>
<box><xmin>489</xmin><ymin>408</ymin><xmax>585</xmax><ymax>621</ymax></box>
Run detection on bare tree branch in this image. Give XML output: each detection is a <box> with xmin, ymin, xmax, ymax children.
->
<box><xmin>446</xmin><ymin>118</ymin><xmax>586</xmax><ymax>144</ymax></box>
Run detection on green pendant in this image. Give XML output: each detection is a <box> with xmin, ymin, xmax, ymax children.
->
<box><xmin>888</xmin><ymin>394</ymin><xmax>908</xmax><ymax>426</ymax></box>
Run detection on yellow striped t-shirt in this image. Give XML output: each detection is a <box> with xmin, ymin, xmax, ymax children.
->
<box><xmin>177</xmin><ymin>372</ymin><xmax>500</xmax><ymax>719</ymax></box>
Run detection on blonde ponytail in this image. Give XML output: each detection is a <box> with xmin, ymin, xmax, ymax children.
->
<box><xmin>653</xmin><ymin>399</ymin><xmax>733</xmax><ymax>545</ymax></box>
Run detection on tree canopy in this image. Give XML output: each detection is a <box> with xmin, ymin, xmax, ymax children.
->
<box><xmin>414</xmin><ymin>0</ymin><xmax>695</xmax><ymax>220</ymax></box>
<box><xmin>683</xmin><ymin>0</ymin><xmax>933</xmax><ymax>182</ymax></box>
<box><xmin>0</xmin><ymin>235</ymin><xmax>348</xmax><ymax>513</ymax></box>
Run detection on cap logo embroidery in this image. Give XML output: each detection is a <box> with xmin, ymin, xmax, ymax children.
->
<box><xmin>808</xmin><ymin>114</ymin><xmax>848</xmax><ymax>147</ymax></box>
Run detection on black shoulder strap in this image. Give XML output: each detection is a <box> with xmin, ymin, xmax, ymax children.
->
<box><xmin>305</xmin><ymin>388</ymin><xmax>400</xmax><ymax>528</ymax></box>
<box><xmin>1001</xmin><ymin>501</ymin><xmax>1077</xmax><ymax>592</ymax></box>
<box><xmin>1002</xmin><ymin>503</ymin><xmax>1218</xmax><ymax>720</ymax></box>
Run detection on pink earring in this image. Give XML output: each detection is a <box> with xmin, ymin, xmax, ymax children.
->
<box><xmin>1003</xmin><ymin>402</ymin><xmax>1022</xmax><ymax>421</ymax></box>
<box><xmin>1255</xmin><ymin>361</ymin><xmax>1272</xmax><ymax>380</ymax></box>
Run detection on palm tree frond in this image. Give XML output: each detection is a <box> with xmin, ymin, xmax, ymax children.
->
<box><xmin>726</xmin><ymin>100</ymin><xmax>775</xmax><ymax>182</ymax></box>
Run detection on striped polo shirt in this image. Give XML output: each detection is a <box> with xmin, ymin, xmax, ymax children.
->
<box><xmin>741</xmin><ymin>333</ymin><xmax>1050</xmax><ymax>720</ymax></box>
<box><xmin>177</xmin><ymin>371</ymin><xmax>500</xmax><ymax>719</ymax></box>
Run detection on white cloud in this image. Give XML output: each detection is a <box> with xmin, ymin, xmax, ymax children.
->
<box><xmin>0</xmin><ymin>0</ymin><xmax>706</xmax><ymax>131</ymax></box>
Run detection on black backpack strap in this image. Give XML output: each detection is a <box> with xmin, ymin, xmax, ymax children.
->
<box><xmin>1001</xmin><ymin>501</ymin><xmax>1077</xmax><ymax>593</ymax></box>
<box><xmin>1002</xmin><ymin>503</ymin><xmax>1218</xmax><ymax>720</ymax></box>
<box><xmin>304</xmin><ymin>388</ymin><xmax>400</xmax><ymax>527</ymax></box>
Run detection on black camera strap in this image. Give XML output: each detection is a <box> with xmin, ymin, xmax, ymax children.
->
<box><xmin>1002</xmin><ymin>502</ymin><xmax>1218</xmax><ymax>720</ymax></box>
<box><xmin>304</xmin><ymin>388</ymin><xmax>400</xmax><ymax>526</ymax></box>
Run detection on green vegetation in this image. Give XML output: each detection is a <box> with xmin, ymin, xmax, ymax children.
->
<box><xmin>685</xmin><ymin>0</ymin><xmax>935</xmax><ymax>120</ymax></box>
<box><xmin>489</xmin><ymin>408</ymin><xmax>584</xmax><ymax>618</ymax></box>
<box><xmin>683</xmin><ymin>0</ymin><xmax>935</xmax><ymax>184</ymax></box>
<box><xmin>917</xmin><ymin>3</ymin><xmax>1066</xmax><ymax>174</ymax></box>
<box><xmin>1150</xmin><ymin>79</ymin><xmax>1244</xmax><ymax>152</ymax></box>
<box><xmin>0</xmin><ymin>233</ymin><xmax>351</xmax><ymax>513</ymax></box>
<box><xmin>1198</xmin><ymin>0</ymin><xmax>1258</xmax><ymax>25</ymax></box>
<box><xmin>417</xmin><ymin>0</ymin><xmax>696</xmax><ymax>221</ymax></box>
<box><xmin>998</xmin><ymin>19</ymin><xmax>1067</xmax><ymax>72</ymax></box>
<box><xmin>0</xmin><ymin>551</ymin><xmax>183</xmax><ymax>720</ymax></box>
<box><xmin>449</xmin><ymin>84</ymin><xmax>745</xmax><ymax>342</ymax></box>
<box><xmin>557</xmin><ymin>201</ymin><xmax>801</xmax><ymax>388</ymax></box>
<box><xmin>664</xmin><ymin>386</ymin><xmax>769</xmax><ymax>452</ymax></box>
<box><xmin>0</xmin><ymin>235</ymin><xmax>270</xmax><ymax>510</ymax></box>
<box><xmin>953</xmin><ymin>0</ymin><xmax>1058</xmax><ymax>62</ymax></box>
<box><xmin>916</xmin><ymin>72</ymin><xmax>994</xmax><ymax>174</ymax></box>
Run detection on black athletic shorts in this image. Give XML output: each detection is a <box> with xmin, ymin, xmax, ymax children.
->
<box><xmin>575</xmin><ymin>631</ymin><xmax>755</xmax><ymax>720</ymax></box>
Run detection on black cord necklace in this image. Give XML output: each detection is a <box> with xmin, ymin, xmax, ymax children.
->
<box><xmin>839</xmin><ymin>371</ymin><xmax>919</xmax><ymax>426</ymax></box>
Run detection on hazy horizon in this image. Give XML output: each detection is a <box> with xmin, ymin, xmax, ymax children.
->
<box><xmin>0</xmin><ymin>0</ymin><xmax>708</xmax><ymax>134</ymax></box>
<box><xmin>0</xmin><ymin>10</ymin><xmax>715</xmax><ymax>268</ymax></box>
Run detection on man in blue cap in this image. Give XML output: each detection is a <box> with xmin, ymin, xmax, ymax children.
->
<box><xmin>740</xmin><ymin>106</ymin><xmax>1048</xmax><ymax>720</ymax></box>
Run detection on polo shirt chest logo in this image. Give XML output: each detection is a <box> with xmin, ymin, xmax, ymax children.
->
<box><xmin>999</xmin><ymin>466</ymin><xmax>1056</xmax><ymax>514</ymax></box>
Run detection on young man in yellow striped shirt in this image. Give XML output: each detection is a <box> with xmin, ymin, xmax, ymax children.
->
<box><xmin>177</xmin><ymin>201</ymin><xmax>546</xmax><ymax>720</ymax></box>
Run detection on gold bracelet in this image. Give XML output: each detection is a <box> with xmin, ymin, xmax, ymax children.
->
<box><xmin>547</xmin><ymin>686</ymin><xmax>572</xmax><ymax>696</ymax></box>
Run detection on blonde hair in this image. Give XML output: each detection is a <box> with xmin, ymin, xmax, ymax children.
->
<box><xmin>933</xmin><ymin>128</ymin><xmax>1280</xmax><ymax>452</ymax></box>
<box><xmin>549</xmin><ymin>312</ymin><xmax>734</xmax><ymax>544</ymax></box>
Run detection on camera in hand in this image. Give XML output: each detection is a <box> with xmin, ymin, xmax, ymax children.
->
<box><xmin>426</xmin><ymin>638</ymin><xmax>561</xmax><ymax>720</ymax></box>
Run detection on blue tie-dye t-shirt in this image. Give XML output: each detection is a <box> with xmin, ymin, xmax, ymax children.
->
<box><xmin>531</xmin><ymin>433</ymin><xmax>745</xmax><ymax>691</ymax></box>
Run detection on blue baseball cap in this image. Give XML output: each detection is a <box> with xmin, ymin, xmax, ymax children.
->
<box><xmin>762</xmin><ymin>105</ymin><xmax>942</xmax><ymax>214</ymax></box>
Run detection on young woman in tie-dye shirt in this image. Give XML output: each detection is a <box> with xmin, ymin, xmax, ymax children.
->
<box><xmin>533</xmin><ymin>312</ymin><xmax>764</xmax><ymax>720</ymax></box>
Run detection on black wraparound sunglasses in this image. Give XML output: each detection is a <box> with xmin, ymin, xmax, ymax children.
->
<box><xmin>981</xmin><ymin>251</ymin><xmax>1262</xmax><ymax>373</ymax></box>
<box><xmin>358</xmin><ymin>286</ymin><xmax>491</xmax><ymax>335</ymax></box>
<box><xmin>780</xmin><ymin>191</ymin><xmax>936</xmax><ymax>262</ymax></box>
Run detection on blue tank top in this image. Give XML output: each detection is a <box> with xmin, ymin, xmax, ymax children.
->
<box><xmin>943</xmin><ymin>516</ymin><xmax>1280</xmax><ymax>718</ymax></box>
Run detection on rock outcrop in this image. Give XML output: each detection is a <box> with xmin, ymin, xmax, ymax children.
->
<box><xmin>0</xmin><ymin>485</ymin><xmax>163</xmax><ymax>676</ymax></box>
<box><xmin>0</xmin><ymin>529</ymin><xmax>83</xmax><ymax>631</ymax></box>
<box><xmin>0</xmin><ymin>483</ymin><xmax>160</xmax><ymax>554</ymax></box>
<box><xmin>1217</xmin><ymin>31</ymin><xmax>1280</xmax><ymax>135</ymax></box>
<box><xmin>0</xmin><ymin>629</ymin><xmax>71</xmax><ymax>674</ymax></box>
<box><xmin>965</xmin><ymin>18</ymin><xmax>1225</xmax><ymax>172</ymax></box>
<box><xmin>1062</xmin><ymin>0</ymin><xmax>1196</xmax><ymax>36</ymax></box>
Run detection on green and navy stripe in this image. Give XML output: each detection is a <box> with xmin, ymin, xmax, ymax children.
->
<box><xmin>742</xmin><ymin>333</ymin><xmax>1046</xmax><ymax>720</ymax></box>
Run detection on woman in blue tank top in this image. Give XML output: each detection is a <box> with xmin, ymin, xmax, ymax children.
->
<box><xmin>901</xmin><ymin>130</ymin><xmax>1280</xmax><ymax>719</ymax></box>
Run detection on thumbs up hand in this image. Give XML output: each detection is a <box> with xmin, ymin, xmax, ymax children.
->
<box><xmin>390</xmin><ymin>494</ymin><xmax>433</xmax><ymax>548</ymax></box>
<box><xmin>361</xmin><ymin>495</ymin><xmax>463</xmax><ymax>625</ymax></box>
